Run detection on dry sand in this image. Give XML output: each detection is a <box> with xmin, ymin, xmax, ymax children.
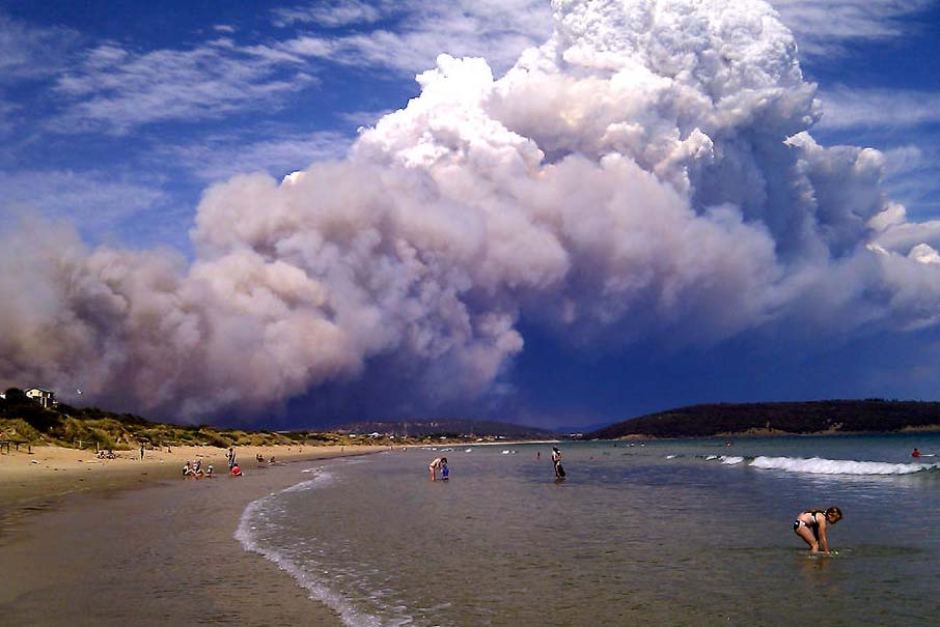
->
<box><xmin>0</xmin><ymin>443</ymin><xmax>388</xmax><ymax>626</ymax></box>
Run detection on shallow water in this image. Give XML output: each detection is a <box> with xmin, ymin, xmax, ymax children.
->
<box><xmin>238</xmin><ymin>433</ymin><xmax>940</xmax><ymax>626</ymax></box>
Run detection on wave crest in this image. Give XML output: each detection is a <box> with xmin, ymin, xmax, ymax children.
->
<box><xmin>749</xmin><ymin>456</ymin><xmax>938</xmax><ymax>475</ymax></box>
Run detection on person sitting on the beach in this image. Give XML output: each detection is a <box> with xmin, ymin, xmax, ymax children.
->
<box><xmin>230</xmin><ymin>463</ymin><xmax>242</xmax><ymax>477</ymax></box>
<box><xmin>256</xmin><ymin>453</ymin><xmax>264</xmax><ymax>462</ymax></box>
<box><xmin>205</xmin><ymin>465</ymin><xmax>214</xmax><ymax>478</ymax></box>
<box><xmin>793</xmin><ymin>506</ymin><xmax>843</xmax><ymax>555</ymax></box>
<box><xmin>183</xmin><ymin>461</ymin><xmax>193</xmax><ymax>478</ymax></box>
<box><xmin>269</xmin><ymin>456</ymin><xmax>276</xmax><ymax>464</ymax></box>
<box><xmin>428</xmin><ymin>457</ymin><xmax>447</xmax><ymax>481</ymax></box>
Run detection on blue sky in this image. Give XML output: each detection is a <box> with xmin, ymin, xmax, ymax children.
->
<box><xmin>2</xmin><ymin>1</ymin><xmax>940</xmax><ymax>429</ymax></box>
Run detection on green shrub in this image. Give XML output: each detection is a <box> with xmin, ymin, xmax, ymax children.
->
<box><xmin>0</xmin><ymin>418</ymin><xmax>42</xmax><ymax>443</ymax></box>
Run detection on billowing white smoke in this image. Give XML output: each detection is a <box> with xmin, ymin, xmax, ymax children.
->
<box><xmin>3</xmin><ymin>0</ymin><xmax>939</xmax><ymax>420</ymax></box>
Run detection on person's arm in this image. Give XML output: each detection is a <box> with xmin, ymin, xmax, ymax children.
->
<box><xmin>816</xmin><ymin>515</ymin><xmax>831</xmax><ymax>554</ymax></box>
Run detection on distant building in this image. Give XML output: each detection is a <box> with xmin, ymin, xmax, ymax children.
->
<box><xmin>25</xmin><ymin>388</ymin><xmax>57</xmax><ymax>409</ymax></box>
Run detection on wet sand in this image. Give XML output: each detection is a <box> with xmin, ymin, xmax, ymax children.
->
<box><xmin>0</xmin><ymin>445</ymin><xmax>386</xmax><ymax>626</ymax></box>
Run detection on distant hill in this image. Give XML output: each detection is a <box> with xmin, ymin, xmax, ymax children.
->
<box><xmin>333</xmin><ymin>419</ymin><xmax>557</xmax><ymax>440</ymax></box>
<box><xmin>585</xmin><ymin>400</ymin><xmax>940</xmax><ymax>440</ymax></box>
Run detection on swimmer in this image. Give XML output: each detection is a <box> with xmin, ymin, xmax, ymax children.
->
<box><xmin>793</xmin><ymin>506</ymin><xmax>843</xmax><ymax>555</ymax></box>
<box><xmin>912</xmin><ymin>448</ymin><xmax>921</xmax><ymax>458</ymax></box>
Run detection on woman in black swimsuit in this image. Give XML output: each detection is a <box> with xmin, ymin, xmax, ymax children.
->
<box><xmin>793</xmin><ymin>506</ymin><xmax>843</xmax><ymax>554</ymax></box>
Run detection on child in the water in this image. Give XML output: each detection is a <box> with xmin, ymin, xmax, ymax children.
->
<box><xmin>441</xmin><ymin>459</ymin><xmax>449</xmax><ymax>481</ymax></box>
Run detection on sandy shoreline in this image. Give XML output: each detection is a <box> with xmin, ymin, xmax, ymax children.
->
<box><xmin>0</xmin><ymin>443</ymin><xmax>377</xmax><ymax>513</ymax></box>
<box><xmin>0</xmin><ymin>444</ymin><xmax>388</xmax><ymax>626</ymax></box>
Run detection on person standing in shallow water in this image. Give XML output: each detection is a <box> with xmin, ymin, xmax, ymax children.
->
<box><xmin>793</xmin><ymin>506</ymin><xmax>843</xmax><ymax>554</ymax></box>
<box><xmin>551</xmin><ymin>447</ymin><xmax>564</xmax><ymax>478</ymax></box>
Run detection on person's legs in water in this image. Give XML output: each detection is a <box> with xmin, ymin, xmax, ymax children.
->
<box><xmin>793</xmin><ymin>521</ymin><xmax>820</xmax><ymax>552</ymax></box>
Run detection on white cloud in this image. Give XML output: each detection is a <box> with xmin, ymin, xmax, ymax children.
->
<box><xmin>272</xmin><ymin>0</ymin><xmax>390</xmax><ymax>28</ymax></box>
<box><xmin>0</xmin><ymin>12</ymin><xmax>78</xmax><ymax>82</ymax></box>
<box><xmin>275</xmin><ymin>0</ymin><xmax>553</xmax><ymax>75</ymax></box>
<box><xmin>818</xmin><ymin>87</ymin><xmax>940</xmax><ymax>130</ymax></box>
<box><xmin>50</xmin><ymin>39</ymin><xmax>316</xmax><ymax>134</ymax></box>
<box><xmin>164</xmin><ymin>130</ymin><xmax>354</xmax><ymax>181</ymax></box>
<box><xmin>339</xmin><ymin>108</ymin><xmax>397</xmax><ymax>129</ymax></box>
<box><xmin>770</xmin><ymin>0</ymin><xmax>934</xmax><ymax>57</ymax></box>
<box><xmin>0</xmin><ymin>170</ymin><xmax>167</xmax><ymax>237</ymax></box>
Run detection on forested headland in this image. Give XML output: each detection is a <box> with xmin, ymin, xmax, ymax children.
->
<box><xmin>585</xmin><ymin>400</ymin><xmax>940</xmax><ymax>440</ymax></box>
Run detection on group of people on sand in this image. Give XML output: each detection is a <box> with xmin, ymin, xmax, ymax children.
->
<box><xmin>182</xmin><ymin>459</ymin><xmax>214</xmax><ymax>479</ymax></box>
<box><xmin>180</xmin><ymin>450</ymin><xmax>245</xmax><ymax>479</ymax></box>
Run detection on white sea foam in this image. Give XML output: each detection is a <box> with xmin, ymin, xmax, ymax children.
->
<box><xmin>721</xmin><ymin>456</ymin><xmax>745</xmax><ymax>465</ymax></box>
<box><xmin>281</xmin><ymin>472</ymin><xmax>335</xmax><ymax>493</ymax></box>
<box><xmin>749</xmin><ymin>456</ymin><xmax>939</xmax><ymax>475</ymax></box>
<box><xmin>235</xmin><ymin>472</ymin><xmax>387</xmax><ymax>627</ymax></box>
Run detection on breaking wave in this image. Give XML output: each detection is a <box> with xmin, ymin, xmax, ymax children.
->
<box><xmin>749</xmin><ymin>456</ymin><xmax>939</xmax><ymax>476</ymax></box>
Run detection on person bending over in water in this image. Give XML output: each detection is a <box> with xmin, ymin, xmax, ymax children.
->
<box><xmin>793</xmin><ymin>506</ymin><xmax>843</xmax><ymax>554</ymax></box>
<box><xmin>429</xmin><ymin>457</ymin><xmax>447</xmax><ymax>481</ymax></box>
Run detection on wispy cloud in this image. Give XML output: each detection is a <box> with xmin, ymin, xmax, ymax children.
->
<box><xmin>0</xmin><ymin>100</ymin><xmax>17</xmax><ymax>135</ymax></box>
<box><xmin>339</xmin><ymin>108</ymin><xmax>396</xmax><ymax>129</ymax></box>
<box><xmin>0</xmin><ymin>170</ymin><xmax>168</xmax><ymax>239</ymax></box>
<box><xmin>272</xmin><ymin>0</ymin><xmax>391</xmax><ymax>28</ymax></box>
<box><xmin>770</xmin><ymin>0</ymin><xmax>934</xmax><ymax>58</ymax></box>
<box><xmin>0</xmin><ymin>12</ymin><xmax>79</xmax><ymax>82</ymax></box>
<box><xmin>163</xmin><ymin>130</ymin><xmax>353</xmax><ymax>181</ymax></box>
<box><xmin>50</xmin><ymin>39</ymin><xmax>316</xmax><ymax>134</ymax></box>
<box><xmin>817</xmin><ymin>87</ymin><xmax>940</xmax><ymax>130</ymax></box>
<box><xmin>274</xmin><ymin>0</ymin><xmax>552</xmax><ymax>75</ymax></box>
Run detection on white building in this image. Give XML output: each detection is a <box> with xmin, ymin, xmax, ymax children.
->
<box><xmin>25</xmin><ymin>388</ymin><xmax>57</xmax><ymax>409</ymax></box>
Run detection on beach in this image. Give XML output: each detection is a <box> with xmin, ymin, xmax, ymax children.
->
<box><xmin>4</xmin><ymin>435</ymin><xmax>939</xmax><ymax>625</ymax></box>
<box><xmin>0</xmin><ymin>443</ymin><xmax>387</xmax><ymax>625</ymax></box>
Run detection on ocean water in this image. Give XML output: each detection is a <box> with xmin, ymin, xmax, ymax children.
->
<box><xmin>237</xmin><ymin>433</ymin><xmax>940</xmax><ymax>626</ymax></box>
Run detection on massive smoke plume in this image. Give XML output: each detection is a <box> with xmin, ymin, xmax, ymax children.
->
<box><xmin>3</xmin><ymin>0</ymin><xmax>939</xmax><ymax>422</ymax></box>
